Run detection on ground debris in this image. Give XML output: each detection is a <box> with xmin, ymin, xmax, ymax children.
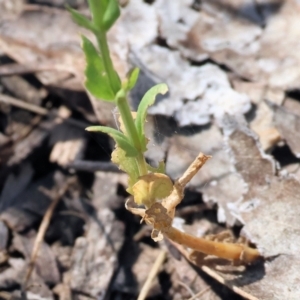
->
<box><xmin>12</xmin><ymin>232</ymin><xmax>60</xmax><ymax>285</ymax></box>
<box><xmin>67</xmin><ymin>208</ymin><xmax>124</xmax><ymax>299</ymax></box>
<box><xmin>1</xmin><ymin>0</ymin><xmax>300</xmax><ymax>299</ymax></box>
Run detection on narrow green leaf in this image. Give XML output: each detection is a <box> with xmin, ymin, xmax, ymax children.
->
<box><xmin>82</xmin><ymin>36</ymin><xmax>115</xmax><ymax>101</ymax></box>
<box><xmin>126</xmin><ymin>68</ymin><xmax>140</xmax><ymax>91</ymax></box>
<box><xmin>86</xmin><ymin>125</ymin><xmax>138</xmax><ymax>157</ymax></box>
<box><xmin>135</xmin><ymin>83</ymin><xmax>168</xmax><ymax>150</ymax></box>
<box><xmin>102</xmin><ymin>0</ymin><xmax>120</xmax><ymax>30</ymax></box>
<box><xmin>67</xmin><ymin>6</ymin><xmax>97</xmax><ymax>32</ymax></box>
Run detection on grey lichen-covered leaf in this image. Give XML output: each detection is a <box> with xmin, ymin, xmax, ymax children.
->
<box><xmin>202</xmin><ymin>172</ymin><xmax>247</xmax><ymax>226</ymax></box>
<box><xmin>221</xmin><ymin>116</ymin><xmax>300</xmax><ymax>257</ymax></box>
<box><xmin>209</xmin><ymin>115</ymin><xmax>300</xmax><ymax>299</ymax></box>
<box><xmin>223</xmin><ymin>116</ymin><xmax>276</xmax><ymax>187</ymax></box>
<box><xmin>239</xmin><ymin>175</ymin><xmax>300</xmax><ymax>257</ymax></box>
<box><xmin>135</xmin><ymin>45</ymin><xmax>250</xmax><ymax>126</ymax></box>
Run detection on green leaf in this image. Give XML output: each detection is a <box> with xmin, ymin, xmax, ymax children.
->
<box><xmin>86</xmin><ymin>126</ymin><xmax>138</xmax><ymax>157</ymax></box>
<box><xmin>67</xmin><ymin>6</ymin><xmax>97</xmax><ymax>32</ymax></box>
<box><xmin>112</xmin><ymin>147</ymin><xmax>139</xmax><ymax>195</ymax></box>
<box><xmin>87</xmin><ymin>0</ymin><xmax>105</xmax><ymax>30</ymax></box>
<box><xmin>126</xmin><ymin>68</ymin><xmax>140</xmax><ymax>91</ymax></box>
<box><xmin>102</xmin><ymin>0</ymin><xmax>120</xmax><ymax>30</ymax></box>
<box><xmin>82</xmin><ymin>36</ymin><xmax>115</xmax><ymax>101</ymax></box>
<box><xmin>135</xmin><ymin>83</ymin><xmax>168</xmax><ymax>150</ymax></box>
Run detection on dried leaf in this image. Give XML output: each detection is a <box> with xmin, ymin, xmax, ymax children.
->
<box><xmin>271</xmin><ymin>101</ymin><xmax>300</xmax><ymax>158</ymax></box>
<box><xmin>68</xmin><ymin>208</ymin><xmax>124</xmax><ymax>298</ymax></box>
<box><xmin>136</xmin><ymin>46</ymin><xmax>251</xmax><ymax>126</ymax></box>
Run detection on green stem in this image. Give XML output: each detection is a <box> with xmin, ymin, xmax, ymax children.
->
<box><xmin>88</xmin><ymin>0</ymin><xmax>103</xmax><ymax>29</ymax></box>
<box><xmin>97</xmin><ymin>32</ymin><xmax>119</xmax><ymax>93</ymax></box>
<box><xmin>117</xmin><ymin>94</ymin><xmax>148</xmax><ymax>175</ymax></box>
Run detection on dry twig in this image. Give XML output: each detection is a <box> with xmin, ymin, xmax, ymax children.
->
<box><xmin>22</xmin><ymin>178</ymin><xmax>74</xmax><ymax>292</ymax></box>
<box><xmin>137</xmin><ymin>249</ymin><xmax>167</xmax><ymax>300</ymax></box>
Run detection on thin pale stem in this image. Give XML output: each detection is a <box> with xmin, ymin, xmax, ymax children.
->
<box><xmin>137</xmin><ymin>249</ymin><xmax>166</xmax><ymax>300</ymax></box>
<box><xmin>178</xmin><ymin>153</ymin><xmax>211</xmax><ymax>187</ymax></box>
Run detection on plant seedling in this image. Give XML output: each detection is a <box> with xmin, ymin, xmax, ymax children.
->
<box><xmin>69</xmin><ymin>0</ymin><xmax>261</xmax><ymax>265</ymax></box>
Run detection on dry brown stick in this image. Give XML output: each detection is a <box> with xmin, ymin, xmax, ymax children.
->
<box><xmin>0</xmin><ymin>93</ymin><xmax>88</xmax><ymax>129</ymax></box>
<box><xmin>22</xmin><ymin>179</ymin><xmax>73</xmax><ymax>290</ymax></box>
<box><xmin>0</xmin><ymin>93</ymin><xmax>48</xmax><ymax>115</ymax></box>
<box><xmin>137</xmin><ymin>249</ymin><xmax>167</xmax><ymax>300</ymax></box>
<box><xmin>0</xmin><ymin>61</ymin><xmax>74</xmax><ymax>76</ymax></box>
<box><xmin>68</xmin><ymin>160</ymin><xmax>121</xmax><ymax>173</ymax></box>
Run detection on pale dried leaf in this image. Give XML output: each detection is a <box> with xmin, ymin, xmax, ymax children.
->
<box><xmin>0</xmin><ymin>0</ymin><xmax>24</xmax><ymax>22</ymax></box>
<box><xmin>49</xmin><ymin>123</ymin><xmax>86</xmax><ymax>166</ymax></box>
<box><xmin>135</xmin><ymin>45</ymin><xmax>251</xmax><ymax>126</ymax></box>
<box><xmin>272</xmin><ymin>101</ymin><xmax>300</xmax><ymax>158</ymax></box>
<box><xmin>0</xmin><ymin>8</ymin><xmax>85</xmax><ymax>89</ymax></box>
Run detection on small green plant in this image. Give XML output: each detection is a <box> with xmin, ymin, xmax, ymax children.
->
<box><xmin>69</xmin><ymin>0</ymin><xmax>261</xmax><ymax>264</ymax></box>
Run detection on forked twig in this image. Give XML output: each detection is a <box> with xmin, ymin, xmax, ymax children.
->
<box><xmin>162</xmin><ymin>153</ymin><xmax>211</xmax><ymax>218</ymax></box>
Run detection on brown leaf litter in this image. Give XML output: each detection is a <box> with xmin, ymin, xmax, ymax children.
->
<box><xmin>1</xmin><ymin>0</ymin><xmax>300</xmax><ymax>299</ymax></box>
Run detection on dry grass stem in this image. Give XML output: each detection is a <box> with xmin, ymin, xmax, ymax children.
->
<box><xmin>187</xmin><ymin>286</ymin><xmax>211</xmax><ymax>300</ymax></box>
<box><xmin>137</xmin><ymin>249</ymin><xmax>167</xmax><ymax>300</ymax></box>
<box><xmin>22</xmin><ymin>178</ymin><xmax>74</xmax><ymax>291</ymax></box>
